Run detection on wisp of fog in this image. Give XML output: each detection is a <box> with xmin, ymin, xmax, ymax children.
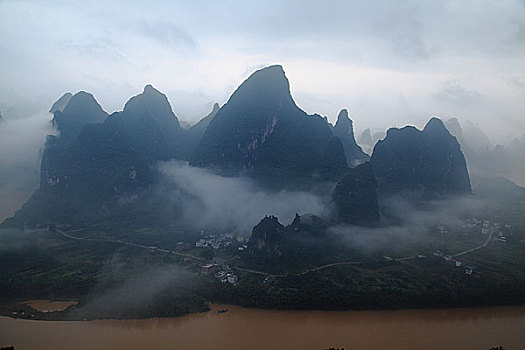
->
<box><xmin>158</xmin><ymin>160</ymin><xmax>329</xmax><ymax>235</ymax></box>
<box><xmin>0</xmin><ymin>113</ymin><xmax>55</xmax><ymax>221</ymax></box>
<box><xmin>330</xmin><ymin>195</ymin><xmax>487</xmax><ymax>253</ymax></box>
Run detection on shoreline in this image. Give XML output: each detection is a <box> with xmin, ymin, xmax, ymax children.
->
<box><xmin>1</xmin><ymin>299</ymin><xmax>524</xmax><ymax>322</ymax></box>
<box><xmin>2</xmin><ymin>303</ymin><xmax>523</xmax><ymax>350</ymax></box>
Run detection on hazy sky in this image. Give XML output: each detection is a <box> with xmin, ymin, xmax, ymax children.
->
<box><xmin>1</xmin><ymin>0</ymin><xmax>524</xmax><ymax>141</ymax></box>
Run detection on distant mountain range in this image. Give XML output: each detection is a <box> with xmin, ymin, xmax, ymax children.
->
<box><xmin>6</xmin><ymin>65</ymin><xmax>472</xmax><ymax>228</ymax></box>
<box><xmin>444</xmin><ymin>117</ymin><xmax>525</xmax><ymax>178</ymax></box>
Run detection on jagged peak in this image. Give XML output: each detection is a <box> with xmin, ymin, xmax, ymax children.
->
<box><xmin>385</xmin><ymin>125</ymin><xmax>418</xmax><ymax>138</ymax></box>
<box><xmin>67</xmin><ymin>91</ymin><xmax>96</xmax><ymax>104</ymax></box>
<box><xmin>49</xmin><ymin>92</ymin><xmax>73</xmax><ymax>113</ymax></box>
<box><xmin>143</xmin><ymin>84</ymin><xmax>162</xmax><ymax>95</ymax></box>
<box><xmin>245</xmin><ymin>65</ymin><xmax>288</xmax><ymax>88</ymax></box>
<box><xmin>62</xmin><ymin>91</ymin><xmax>107</xmax><ymax>116</ymax></box>
<box><xmin>423</xmin><ymin>117</ymin><xmax>449</xmax><ymax>135</ymax></box>
<box><xmin>334</xmin><ymin>109</ymin><xmax>354</xmax><ymax>133</ymax></box>
<box><xmin>125</xmin><ymin>85</ymin><xmax>172</xmax><ymax>112</ymax></box>
<box><xmin>257</xmin><ymin>64</ymin><xmax>285</xmax><ymax>74</ymax></box>
<box><xmin>225</xmin><ymin>64</ymin><xmax>295</xmax><ymax>109</ymax></box>
<box><xmin>257</xmin><ymin>215</ymin><xmax>283</xmax><ymax>227</ymax></box>
<box><xmin>446</xmin><ymin>117</ymin><xmax>460</xmax><ymax>125</ymax></box>
<box><xmin>444</xmin><ymin>117</ymin><xmax>464</xmax><ymax>141</ymax></box>
<box><xmin>445</xmin><ymin>117</ymin><xmax>462</xmax><ymax>131</ymax></box>
<box><xmin>337</xmin><ymin>109</ymin><xmax>349</xmax><ymax>121</ymax></box>
<box><xmin>212</xmin><ymin>102</ymin><xmax>220</xmax><ymax>112</ymax></box>
<box><xmin>359</xmin><ymin>128</ymin><xmax>373</xmax><ymax>145</ymax></box>
<box><xmin>122</xmin><ymin>85</ymin><xmax>182</xmax><ymax>131</ymax></box>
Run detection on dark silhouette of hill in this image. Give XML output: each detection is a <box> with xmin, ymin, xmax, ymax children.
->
<box><xmin>371</xmin><ymin>117</ymin><xmax>471</xmax><ymax>197</ymax></box>
<box><xmin>191</xmin><ymin>65</ymin><xmax>348</xmax><ymax>187</ymax></box>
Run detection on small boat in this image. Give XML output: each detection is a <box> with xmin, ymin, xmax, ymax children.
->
<box><xmin>216</xmin><ymin>309</ymin><xmax>228</xmax><ymax>314</ymax></box>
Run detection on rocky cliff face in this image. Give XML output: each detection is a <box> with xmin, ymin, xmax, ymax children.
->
<box><xmin>370</xmin><ymin>117</ymin><xmax>471</xmax><ymax>197</ymax></box>
<box><xmin>248</xmin><ymin>213</ymin><xmax>329</xmax><ymax>257</ymax></box>
<box><xmin>248</xmin><ymin>215</ymin><xmax>284</xmax><ymax>253</ymax></box>
<box><xmin>191</xmin><ymin>65</ymin><xmax>348</xmax><ymax>186</ymax></box>
<box><xmin>332</xmin><ymin>109</ymin><xmax>369</xmax><ymax>167</ymax></box>
<box><xmin>332</xmin><ymin>162</ymin><xmax>380</xmax><ymax>225</ymax></box>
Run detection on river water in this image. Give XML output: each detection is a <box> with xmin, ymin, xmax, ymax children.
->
<box><xmin>1</xmin><ymin>304</ymin><xmax>524</xmax><ymax>350</ymax></box>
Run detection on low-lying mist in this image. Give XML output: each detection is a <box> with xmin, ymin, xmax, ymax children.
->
<box><xmin>75</xmin><ymin>253</ymin><xmax>202</xmax><ymax>318</ymax></box>
<box><xmin>0</xmin><ymin>113</ymin><xmax>55</xmax><ymax>221</ymax></box>
<box><xmin>158</xmin><ymin>161</ymin><xmax>330</xmax><ymax>235</ymax></box>
<box><xmin>330</xmin><ymin>195</ymin><xmax>487</xmax><ymax>253</ymax></box>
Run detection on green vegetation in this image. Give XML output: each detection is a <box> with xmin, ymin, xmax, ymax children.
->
<box><xmin>1</xmin><ymin>175</ymin><xmax>524</xmax><ymax>320</ymax></box>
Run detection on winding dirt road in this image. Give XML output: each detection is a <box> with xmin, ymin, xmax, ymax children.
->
<box><xmin>56</xmin><ymin>229</ymin><xmax>204</xmax><ymax>261</ymax></box>
<box><xmin>55</xmin><ymin>226</ymin><xmax>494</xmax><ymax>278</ymax></box>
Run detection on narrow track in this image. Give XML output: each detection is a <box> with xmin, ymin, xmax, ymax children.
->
<box><xmin>56</xmin><ymin>229</ymin><xmax>204</xmax><ymax>261</ymax></box>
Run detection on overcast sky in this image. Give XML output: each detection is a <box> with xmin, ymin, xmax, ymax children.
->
<box><xmin>1</xmin><ymin>0</ymin><xmax>524</xmax><ymax>141</ymax></box>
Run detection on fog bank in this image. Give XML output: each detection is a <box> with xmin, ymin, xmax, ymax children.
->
<box><xmin>158</xmin><ymin>161</ymin><xmax>329</xmax><ymax>235</ymax></box>
<box><xmin>0</xmin><ymin>113</ymin><xmax>55</xmax><ymax>221</ymax></box>
<box><xmin>330</xmin><ymin>195</ymin><xmax>486</xmax><ymax>253</ymax></box>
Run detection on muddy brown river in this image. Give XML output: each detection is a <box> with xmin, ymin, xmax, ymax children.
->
<box><xmin>0</xmin><ymin>304</ymin><xmax>524</xmax><ymax>349</ymax></box>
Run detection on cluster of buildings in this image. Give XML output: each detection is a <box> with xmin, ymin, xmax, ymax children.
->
<box><xmin>200</xmin><ymin>263</ymin><xmax>238</xmax><ymax>284</ymax></box>
<box><xmin>432</xmin><ymin>250</ymin><xmax>470</xmax><ymax>274</ymax></box>
<box><xmin>481</xmin><ymin>220</ymin><xmax>512</xmax><ymax>244</ymax></box>
<box><xmin>195</xmin><ymin>232</ymin><xmax>236</xmax><ymax>250</ymax></box>
<box><xmin>462</xmin><ymin>218</ymin><xmax>513</xmax><ymax>243</ymax></box>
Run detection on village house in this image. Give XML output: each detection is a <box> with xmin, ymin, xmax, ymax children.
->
<box><xmin>227</xmin><ymin>274</ymin><xmax>238</xmax><ymax>284</ymax></box>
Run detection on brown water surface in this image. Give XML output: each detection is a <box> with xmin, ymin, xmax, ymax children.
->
<box><xmin>24</xmin><ymin>300</ymin><xmax>78</xmax><ymax>313</ymax></box>
<box><xmin>0</xmin><ymin>304</ymin><xmax>524</xmax><ymax>350</ymax></box>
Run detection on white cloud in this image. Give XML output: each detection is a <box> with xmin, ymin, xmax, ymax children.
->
<box><xmin>0</xmin><ymin>113</ymin><xmax>55</xmax><ymax>220</ymax></box>
<box><xmin>0</xmin><ymin>0</ymin><xmax>523</xmax><ymax>141</ymax></box>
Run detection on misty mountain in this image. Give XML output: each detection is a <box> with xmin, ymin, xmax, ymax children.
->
<box><xmin>10</xmin><ymin>86</ymin><xmax>188</xmax><ymax>225</ymax></box>
<box><xmin>51</xmin><ymin>91</ymin><xmax>107</xmax><ymax>142</ymax></box>
<box><xmin>248</xmin><ymin>213</ymin><xmax>328</xmax><ymax>257</ymax></box>
<box><xmin>359</xmin><ymin>128</ymin><xmax>373</xmax><ymax>147</ymax></box>
<box><xmin>444</xmin><ymin>117</ymin><xmax>523</xmax><ymax>175</ymax></box>
<box><xmin>372</xmin><ymin>131</ymin><xmax>385</xmax><ymax>145</ymax></box>
<box><xmin>0</xmin><ymin>91</ymin><xmax>43</xmax><ymax>121</ymax></box>
<box><xmin>332</xmin><ymin>162</ymin><xmax>380</xmax><ymax>225</ymax></box>
<box><xmin>332</xmin><ymin>109</ymin><xmax>369</xmax><ymax>167</ymax></box>
<box><xmin>191</xmin><ymin>65</ymin><xmax>348</xmax><ymax>187</ymax></box>
<box><xmin>371</xmin><ymin>117</ymin><xmax>471</xmax><ymax>197</ymax></box>
<box><xmin>506</xmin><ymin>135</ymin><xmax>525</xmax><ymax>169</ymax></box>
<box><xmin>358</xmin><ymin>128</ymin><xmax>373</xmax><ymax>155</ymax></box>
<box><xmin>122</xmin><ymin>84</ymin><xmax>185</xmax><ymax>157</ymax></box>
<box><xmin>248</xmin><ymin>215</ymin><xmax>284</xmax><ymax>254</ymax></box>
<box><xmin>49</xmin><ymin>92</ymin><xmax>72</xmax><ymax>114</ymax></box>
<box><xmin>471</xmin><ymin>173</ymin><xmax>525</xmax><ymax>199</ymax></box>
<box><xmin>444</xmin><ymin>118</ymin><xmax>464</xmax><ymax>146</ymax></box>
<box><xmin>357</xmin><ymin>128</ymin><xmax>385</xmax><ymax>155</ymax></box>
<box><xmin>463</xmin><ymin>120</ymin><xmax>493</xmax><ymax>152</ymax></box>
<box><xmin>187</xmin><ymin>103</ymin><xmax>219</xmax><ymax>135</ymax></box>
<box><xmin>6</xmin><ymin>65</ymin><xmax>478</xmax><ymax>230</ymax></box>
<box><xmin>183</xmin><ymin>103</ymin><xmax>220</xmax><ymax>158</ymax></box>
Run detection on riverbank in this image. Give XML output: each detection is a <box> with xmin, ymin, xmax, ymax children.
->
<box><xmin>1</xmin><ymin>304</ymin><xmax>523</xmax><ymax>350</ymax></box>
<box><xmin>1</xmin><ymin>296</ymin><xmax>524</xmax><ymax>323</ymax></box>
